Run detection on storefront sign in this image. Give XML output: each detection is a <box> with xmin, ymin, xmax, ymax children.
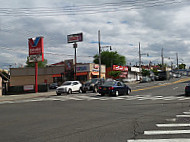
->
<box><xmin>92</xmin><ymin>64</ymin><xmax>99</xmax><ymax>72</ymax></box>
<box><xmin>113</xmin><ymin>65</ymin><xmax>128</xmax><ymax>71</ymax></box>
<box><xmin>76</xmin><ymin>66</ymin><xmax>88</xmax><ymax>72</ymax></box>
<box><xmin>67</xmin><ymin>33</ymin><xmax>83</xmax><ymax>43</ymax></box>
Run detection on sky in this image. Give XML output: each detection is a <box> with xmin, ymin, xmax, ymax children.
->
<box><xmin>0</xmin><ymin>0</ymin><xmax>190</xmax><ymax>69</ymax></box>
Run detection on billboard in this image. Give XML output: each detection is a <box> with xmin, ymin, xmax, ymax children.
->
<box><xmin>113</xmin><ymin>65</ymin><xmax>128</xmax><ymax>71</ymax></box>
<box><xmin>28</xmin><ymin>37</ymin><xmax>44</xmax><ymax>62</ymax></box>
<box><xmin>67</xmin><ymin>33</ymin><xmax>83</xmax><ymax>43</ymax></box>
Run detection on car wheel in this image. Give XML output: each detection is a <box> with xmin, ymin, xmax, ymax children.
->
<box><xmin>79</xmin><ymin>88</ymin><xmax>82</xmax><ymax>93</ymax></box>
<box><xmin>115</xmin><ymin>91</ymin><xmax>119</xmax><ymax>97</ymax></box>
<box><xmin>56</xmin><ymin>93</ymin><xmax>61</xmax><ymax>96</ymax></box>
<box><xmin>67</xmin><ymin>89</ymin><xmax>72</xmax><ymax>94</ymax></box>
<box><xmin>127</xmin><ymin>89</ymin><xmax>131</xmax><ymax>95</ymax></box>
<box><xmin>93</xmin><ymin>87</ymin><xmax>98</xmax><ymax>93</ymax></box>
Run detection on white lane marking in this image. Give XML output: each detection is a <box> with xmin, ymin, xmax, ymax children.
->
<box><xmin>162</xmin><ymin>96</ymin><xmax>176</xmax><ymax>100</ymax></box>
<box><xmin>128</xmin><ymin>139</ymin><xmax>190</xmax><ymax>142</ymax></box>
<box><xmin>156</xmin><ymin>123</ymin><xmax>190</xmax><ymax>127</ymax></box>
<box><xmin>183</xmin><ymin>112</ymin><xmax>190</xmax><ymax>115</ymax></box>
<box><xmin>0</xmin><ymin>101</ymin><xmax>14</xmax><ymax>104</ymax></box>
<box><xmin>166</xmin><ymin>118</ymin><xmax>177</xmax><ymax>122</ymax></box>
<box><xmin>173</xmin><ymin>87</ymin><xmax>178</xmax><ymax>90</ymax></box>
<box><xmin>176</xmin><ymin>115</ymin><xmax>190</xmax><ymax>118</ymax></box>
<box><xmin>144</xmin><ymin>130</ymin><xmax>190</xmax><ymax>135</ymax></box>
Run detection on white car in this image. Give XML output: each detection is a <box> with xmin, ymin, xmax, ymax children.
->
<box><xmin>56</xmin><ymin>81</ymin><xmax>82</xmax><ymax>95</ymax></box>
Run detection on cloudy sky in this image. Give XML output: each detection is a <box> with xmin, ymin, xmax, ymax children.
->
<box><xmin>0</xmin><ymin>0</ymin><xmax>190</xmax><ymax>69</ymax></box>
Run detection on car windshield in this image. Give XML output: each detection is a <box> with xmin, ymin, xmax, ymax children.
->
<box><xmin>62</xmin><ymin>82</ymin><xmax>72</xmax><ymax>86</ymax></box>
<box><xmin>103</xmin><ymin>81</ymin><xmax>116</xmax><ymax>86</ymax></box>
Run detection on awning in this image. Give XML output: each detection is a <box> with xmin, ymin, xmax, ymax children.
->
<box><xmin>52</xmin><ymin>74</ymin><xmax>62</xmax><ymax>77</ymax></box>
<box><xmin>91</xmin><ymin>72</ymin><xmax>99</xmax><ymax>76</ymax></box>
<box><xmin>76</xmin><ymin>72</ymin><xmax>88</xmax><ymax>76</ymax></box>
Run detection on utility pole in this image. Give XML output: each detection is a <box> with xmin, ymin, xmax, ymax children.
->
<box><xmin>139</xmin><ymin>42</ymin><xmax>141</xmax><ymax>69</ymax></box>
<box><xmin>176</xmin><ymin>53</ymin><xmax>178</xmax><ymax>69</ymax></box>
<box><xmin>161</xmin><ymin>48</ymin><xmax>164</xmax><ymax>71</ymax></box>
<box><xmin>98</xmin><ymin>30</ymin><xmax>101</xmax><ymax>79</ymax></box>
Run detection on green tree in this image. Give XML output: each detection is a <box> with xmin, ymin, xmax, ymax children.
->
<box><xmin>25</xmin><ymin>57</ymin><xmax>47</xmax><ymax>67</ymax></box>
<box><xmin>93</xmin><ymin>51</ymin><xmax>126</xmax><ymax>67</ymax></box>
<box><xmin>108</xmin><ymin>71</ymin><xmax>121</xmax><ymax>78</ymax></box>
<box><xmin>179</xmin><ymin>63</ymin><xmax>186</xmax><ymax>69</ymax></box>
<box><xmin>141</xmin><ymin>69</ymin><xmax>150</xmax><ymax>76</ymax></box>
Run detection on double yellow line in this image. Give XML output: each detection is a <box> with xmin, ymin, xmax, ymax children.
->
<box><xmin>132</xmin><ymin>78</ymin><xmax>190</xmax><ymax>92</ymax></box>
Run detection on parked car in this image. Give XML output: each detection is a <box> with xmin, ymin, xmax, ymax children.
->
<box><xmin>185</xmin><ymin>83</ymin><xmax>190</xmax><ymax>96</ymax></box>
<box><xmin>173</xmin><ymin>73</ymin><xmax>181</xmax><ymax>78</ymax></box>
<box><xmin>140</xmin><ymin>76</ymin><xmax>151</xmax><ymax>83</ymax></box>
<box><xmin>56</xmin><ymin>81</ymin><xmax>82</xmax><ymax>95</ymax></box>
<box><xmin>49</xmin><ymin>83</ymin><xmax>58</xmax><ymax>89</ymax></box>
<box><xmin>98</xmin><ymin>80</ymin><xmax>131</xmax><ymax>96</ymax></box>
<box><xmin>81</xmin><ymin>78</ymin><xmax>104</xmax><ymax>93</ymax></box>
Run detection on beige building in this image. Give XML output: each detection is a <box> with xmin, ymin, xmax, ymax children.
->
<box><xmin>10</xmin><ymin>63</ymin><xmax>106</xmax><ymax>87</ymax></box>
<box><xmin>10</xmin><ymin>66</ymin><xmax>65</xmax><ymax>86</ymax></box>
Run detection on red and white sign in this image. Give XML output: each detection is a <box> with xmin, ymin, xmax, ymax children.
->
<box><xmin>113</xmin><ymin>65</ymin><xmax>128</xmax><ymax>71</ymax></box>
<box><xmin>67</xmin><ymin>33</ymin><xmax>83</xmax><ymax>43</ymax></box>
<box><xmin>28</xmin><ymin>37</ymin><xmax>44</xmax><ymax>62</ymax></box>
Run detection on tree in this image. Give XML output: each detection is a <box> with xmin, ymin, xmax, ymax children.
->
<box><xmin>108</xmin><ymin>71</ymin><xmax>121</xmax><ymax>78</ymax></box>
<box><xmin>93</xmin><ymin>51</ymin><xmax>126</xmax><ymax>67</ymax></box>
<box><xmin>179</xmin><ymin>63</ymin><xmax>186</xmax><ymax>69</ymax></box>
<box><xmin>141</xmin><ymin>69</ymin><xmax>150</xmax><ymax>76</ymax></box>
<box><xmin>25</xmin><ymin>57</ymin><xmax>47</xmax><ymax>68</ymax></box>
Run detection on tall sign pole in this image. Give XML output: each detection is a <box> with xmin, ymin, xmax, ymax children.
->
<box><xmin>73</xmin><ymin>43</ymin><xmax>77</xmax><ymax>80</ymax></box>
<box><xmin>28</xmin><ymin>36</ymin><xmax>44</xmax><ymax>93</ymax></box>
<box><xmin>35</xmin><ymin>62</ymin><xmax>38</xmax><ymax>92</ymax></box>
<box><xmin>67</xmin><ymin>33</ymin><xmax>83</xmax><ymax>80</ymax></box>
<box><xmin>98</xmin><ymin>30</ymin><xmax>101</xmax><ymax>79</ymax></box>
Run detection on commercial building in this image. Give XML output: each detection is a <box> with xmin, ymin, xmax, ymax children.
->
<box><xmin>10</xmin><ymin>62</ymin><xmax>106</xmax><ymax>87</ymax></box>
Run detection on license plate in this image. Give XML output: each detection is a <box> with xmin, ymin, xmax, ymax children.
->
<box><xmin>103</xmin><ymin>88</ymin><xmax>107</xmax><ymax>90</ymax></box>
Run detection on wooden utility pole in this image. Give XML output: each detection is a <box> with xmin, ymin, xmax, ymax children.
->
<box><xmin>98</xmin><ymin>30</ymin><xmax>101</xmax><ymax>79</ymax></box>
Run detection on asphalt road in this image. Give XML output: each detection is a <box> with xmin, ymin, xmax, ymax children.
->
<box><xmin>0</xmin><ymin>77</ymin><xmax>190</xmax><ymax>142</ymax></box>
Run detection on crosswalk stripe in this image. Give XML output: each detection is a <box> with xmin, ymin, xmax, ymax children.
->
<box><xmin>156</xmin><ymin>123</ymin><xmax>190</xmax><ymax>127</ymax></box>
<box><xmin>176</xmin><ymin>115</ymin><xmax>190</xmax><ymax>118</ymax></box>
<box><xmin>144</xmin><ymin>130</ymin><xmax>190</xmax><ymax>135</ymax></box>
<box><xmin>128</xmin><ymin>139</ymin><xmax>190</xmax><ymax>142</ymax></box>
<box><xmin>183</xmin><ymin>112</ymin><xmax>190</xmax><ymax>115</ymax></box>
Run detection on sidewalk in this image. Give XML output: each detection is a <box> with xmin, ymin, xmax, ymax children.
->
<box><xmin>0</xmin><ymin>91</ymin><xmax>56</xmax><ymax>102</ymax></box>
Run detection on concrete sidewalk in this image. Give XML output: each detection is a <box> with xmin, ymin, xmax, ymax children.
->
<box><xmin>0</xmin><ymin>91</ymin><xmax>56</xmax><ymax>102</ymax></box>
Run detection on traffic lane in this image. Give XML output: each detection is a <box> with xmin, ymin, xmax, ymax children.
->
<box><xmin>128</xmin><ymin>77</ymin><xmax>190</xmax><ymax>92</ymax></box>
<box><xmin>130</xmin><ymin>79</ymin><xmax>188</xmax><ymax>97</ymax></box>
<box><xmin>0</xmin><ymin>98</ymin><xmax>189</xmax><ymax>142</ymax></box>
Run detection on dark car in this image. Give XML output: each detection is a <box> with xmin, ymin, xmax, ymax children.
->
<box><xmin>49</xmin><ymin>83</ymin><xmax>58</xmax><ymax>89</ymax></box>
<box><xmin>98</xmin><ymin>80</ymin><xmax>131</xmax><ymax>96</ymax></box>
<box><xmin>81</xmin><ymin>78</ymin><xmax>104</xmax><ymax>93</ymax></box>
<box><xmin>185</xmin><ymin>83</ymin><xmax>190</xmax><ymax>96</ymax></box>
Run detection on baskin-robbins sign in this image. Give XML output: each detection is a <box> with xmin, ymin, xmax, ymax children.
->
<box><xmin>28</xmin><ymin>36</ymin><xmax>44</xmax><ymax>62</ymax></box>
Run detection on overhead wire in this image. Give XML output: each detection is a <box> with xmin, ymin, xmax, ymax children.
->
<box><xmin>0</xmin><ymin>0</ymin><xmax>187</xmax><ymax>16</ymax></box>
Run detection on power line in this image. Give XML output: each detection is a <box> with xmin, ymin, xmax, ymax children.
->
<box><xmin>0</xmin><ymin>0</ymin><xmax>187</xmax><ymax>16</ymax></box>
<box><xmin>0</xmin><ymin>46</ymin><xmax>94</xmax><ymax>58</ymax></box>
